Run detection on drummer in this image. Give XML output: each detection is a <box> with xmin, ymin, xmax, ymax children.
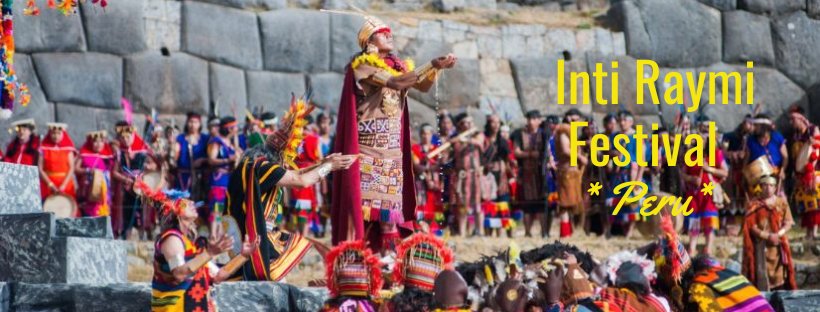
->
<box><xmin>76</xmin><ymin>131</ymin><xmax>115</xmax><ymax>217</ymax></box>
<box><xmin>111</xmin><ymin>121</ymin><xmax>152</xmax><ymax>239</ymax></box>
<box><xmin>4</xmin><ymin>119</ymin><xmax>40</xmax><ymax>166</ymax></box>
<box><xmin>744</xmin><ymin>113</ymin><xmax>788</xmax><ymax>196</ymax></box>
<box><xmin>39</xmin><ymin>123</ymin><xmax>78</xmax><ymax>216</ymax></box>
<box><xmin>788</xmin><ymin>106</ymin><xmax>820</xmax><ymax>240</ymax></box>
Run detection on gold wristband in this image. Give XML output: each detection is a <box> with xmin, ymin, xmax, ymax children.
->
<box><xmin>372</xmin><ymin>71</ymin><xmax>392</xmax><ymax>87</ymax></box>
<box><xmin>222</xmin><ymin>255</ymin><xmax>248</xmax><ymax>276</ymax></box>
<box><xmin>185</xmin><ymin>252</ymin><xmax>213</xmax><ymax>273</ymax></box>
<box><xmin>415</xmin><ymin>62</ymin><xmax>437</xmax><ymax>83</ymax></box>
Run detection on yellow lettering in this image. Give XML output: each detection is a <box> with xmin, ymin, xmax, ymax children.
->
<box><xmin>671</xmin><ymin>196</ymin><xmax>694</xmax><ymax>216</ymax></box>
<box><xmin>709</xmin><ymin>122</ymin><xmax>716</xmax><ymax>166</ymax></box>
<box><xmin>612</xmin><ymin>181</ymin><xmax>648</xmax><ymax>215</ymax></box>
<box><xmin>639</xmin><ymin>196</ymin><xmax>658</xmax><ymax>216</ymax></box>
<box><xmin>636</xmin><ymin>60</ymin><xmax>659</xmax><ymax>104</ymax></box>
<box><xmin>613</xmin><ymin>134</ymin><xmax>630</xmax><ymax>167</ymax></box>
<box><xmin>635</xmin><ymin>125</ymin><xmax>647</xmax><ymax>167</ymax></box>
<box><xmin>651</xmin><ymin>123</ymin><xmax>659</xmax><ymax>166</ymax></box>
<box><xmin>571</xmin><ymin>71</ymin><xmax>590</xmax><ymax>105</ymax></box>
<box><xmin>557</xmin><ymin>59</ymin><xmax>564</xmax><ymax>104</ymax></box>
<box><xmin>662</xmin><ymin>133</ymin><xmax>681</xmax><ymax>166</ymax></box>
<box><xmin>747</xmin><ymin>62</ymin><xmax>754</xmax><ymax>105</ymax></box>
<box><xmin>594</xmin><ymin>63</ymin><xmax>608</xmax><ymax>105</ymax></box>
<box><xmin>709</xmin><ymin>72</ymin><xmax>742</xmax><ymax>104</ymax></box>
<box><xmin>684</xmin><ymin>134</ymin><xmax>704</xmax><ymax>166</ymax></box>
<box><xmin>570</xmin><ymin>122</ymin><xmax>587</xmax><ymax>166</ymax></box>
<box><xmin>591</xmin><ymin>134</ymin><xmax>610</xmax><ymax>166</ymax></box>
<box><xmin>612</xmin><ymin>62</ymin><xmax>619</xmax><ymax>104</ymax></box>
<box><xmin>664</xmin><ymin>72</ymin><xmax>684</xmax><ymax>104</ymax></box>
<box><xmin>685</xmin><ymin>72</ymin><xmax>706</xmax><ymax>113</ymax></box>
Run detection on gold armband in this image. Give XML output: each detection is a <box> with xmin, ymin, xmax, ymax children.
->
<box><xmin>221</xmin><ymin>255</ymin><xmax>248</xmax><ymax>276</ymax></box>
<box><xmin>415</xmin><ymin>62</ymin><xmax>438</xmax><ymax>84</ymax></box>
<box><xmin>185</xmin><ymin>252</ymin><xmax>213</xmax><ymax>273</ymax></box>
<box><xmin>372</xmin><ymin>71</ymin><xmax>393</xmax><ymax>87</ymax></box>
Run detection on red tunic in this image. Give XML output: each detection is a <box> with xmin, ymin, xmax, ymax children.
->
<box><xmin>291</xmin><ymin>133</ymin><xmax>321</xmax><ymax>222</ymax></box>
<box><xmin>40</xmin><ymin>131</ymin><xmax>77</xmax><ymax>216</ymax></box>
<box><xmin>4</xmin><ymin>137</ymin><xmax>40</xmax><ymax>166</ymax></box>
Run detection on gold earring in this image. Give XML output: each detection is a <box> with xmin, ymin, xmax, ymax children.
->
<box><xmin>366</xmin><ymin>44</ymin><xmax>378</xmax><ymax>54</ymax></box>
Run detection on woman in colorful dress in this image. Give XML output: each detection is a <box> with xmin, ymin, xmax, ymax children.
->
<box><xmin>788</xmin><ymin>106</ymin><xmax>820</xmax><ymax>240</ymax></box>
<box><xmin>4</xmin><ymin>119</ymin><xmax>40</xmax><ymax>166</ymax></box>
<box><xmin>451</xmin><ymin>113</ymin><xmax>485</xmax><ymax>237</ymax></box>
<box><xmin>483</xmin><ymin>114</ymin><xmax>514</xmax><ymax>237</ymax></box>
<box><xmin>291</xmin><ymin>123</ymin><xmax>321</xmax><ymax>236</ymax></box>
<box><xmin>681</xmin><ymin>133</ymin><xmax>727</xmax><ymax>256</ymax></box>
<box><xmin>145</xmin><ymin>182</ymin><xmax>260</xmax><ymax>312</ymax></box>
<box><xmin>76</xmin><ymin>131</ymin><xmax>115</xmax><ymax>217</ymax></box>
<box><xmin>175</xmin><ymin>112</ymin><xmax>210</xmax><ymax>202</ymax></box>
<box><xmin>207</xmin><ymin>116</ymin><xmax>240</xmax><ymax>225</ymax></box>
<box><xmin>39</xmin><ymin>123</ymin><xmax>78</xmax><ymax>216</ymax></box>
<box><xmin>413</xmin><ymin>123</ymin><xmax>443</xmax><ymax>233</ymax></box>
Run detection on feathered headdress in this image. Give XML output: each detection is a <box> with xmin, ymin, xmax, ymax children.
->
<box><xmin>605</xmin><ymin>250</ymin><xmax>656</xmax><ymax>285</ymax></box>
<box><xmin>133</xmin><ymin>178</ymin><xmax>192</xmax><ymax>222</ymax></box>
<box><xmin>270</xmin><ymin>84</ymin><xmax>315</xmax><ymax>169</ymax></box>
<box><xmin>654</xmin><ymin>214</ymin><xmax>690</xmax><ymax>284</ymax></box>
<box><xmin>393</xmin><ymin>233</ymin><xmax>454</xmax><ymax>292</ymax></box>
<box><xmin>326</xmin><ymin>240</ymin><xmax>383</xmax><ymax>299</ymax></box>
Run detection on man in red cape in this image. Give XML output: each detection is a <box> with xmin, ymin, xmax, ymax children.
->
<box><xmin>330</xmin><ymin>12</ymin><xmax>456</xmax><ymax>253</ymax></box>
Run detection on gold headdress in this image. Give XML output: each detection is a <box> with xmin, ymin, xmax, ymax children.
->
<box><xmin>46</xmin><ymin>122</ymin><xmax>68</xmax><ymax>130</ymax></box>
<box><xmin>10</xmin><ymin>119</ymin><xmax>35</xmax><ymax>132</ymax></box>
<box><xmin>320</xmin><ymin>6</ymin><xmax>391</xmax><ymax>50</ymax></box>
<box><xmin>85</xmin><ymin>130</ymin><xmax>108</xmax><ymax>140</ymax></box>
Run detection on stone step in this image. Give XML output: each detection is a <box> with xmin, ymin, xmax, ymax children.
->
<box><xmin>0</xmin><ymin>163</ymin><xmax>42</xmax><ymax>215</ymax></box>
<box><xmin>55</xmin><ymin>216</ymin><xmax>113</xmax><ymax>239</ymax></box>
<box><xmin>2</xmin><ymin>282</ymin><xmax>326</xmax><ymax>312</ymax></box>
<box><xmin>0</xmin><ymin>213</ymin><xmax>126</xmax><ymax>284</ymax></box>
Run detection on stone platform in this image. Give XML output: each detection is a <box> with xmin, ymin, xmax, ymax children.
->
<box><xmin>0</xmin><ymin>282</ymin><xmax>326</xmax><ymax>312</ymax></box>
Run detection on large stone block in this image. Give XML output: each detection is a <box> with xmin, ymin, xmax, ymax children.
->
<box><xmin>696</xmin><ymin>63</ymin><xmax>808</xmax><ymax>131</ymax></box>
<box><xmin>410</xmin><ymin>59</ymin><xmax>480</xmax><ymax>109</ymax></box>
<box><xmin>0</xmin><ymin>213</ymin><xmax>63</xmax><ymax>283</ymax></box>
<box><xmin>309</xmin><ymin>73</ymin><xmax>344</xmax><ymax>111</ymax></box>
<box><xmin>0</xmin><ymin>161</ymin><xmax>42</xmax><ymax>215</ymax></box>
<box><xmin>480</xmin><ymin>59</ymin><xmax>518</xmax><ymax>98</ymax></box>
<box><xmin>125</xmin><ymin>51</ymin><xmax>210</xmax><ymax>114</ymax></box>
<box><xmin>738</xmin><ymin>0</ymin><xmax>805</xmax><ymax>15</ymax></box>
<box><xmin>55</xmin><ymin>103</ymin><xmax>102</xmax><ymax>142</ymax></box>
<box><xmin>144</xmin><ymin>0</ymin><xmax>182</xmax><ymax>51</ymax></box>
<box><xmin>14</xmin><ymin>8</ymin><xmax>86</xmax><ymax>53</ymax></box>
<box><xmin>72</xmin><ymin>283</ymin><xmax>151</xmax><ymax>312</ymax></box>
<box><xmin>182</xmin><ymin>1</ymin><xmax>262</xmax><ymax>70</ymax></box>
<box><xmin>212</xmin><ymin>282</ymin><xmax>327</xmax><ymax>312</ymax></box>
<box><xmin>64</xmin><ymin>237</ymin><xmax>127</xmax><ymax>283</ymax></box>
<box><xmin>770</xmin><ymin>290</ymin><xmax>820</xmax><ymax>312</ymax></box>
<box><xmin>12</xmin><ymin>283</ymin><xmax>76</xmax><ymax>311</ymax></box>
<box><xmin>510</xmin><ymin>55</ymin><xmax>592</xmax><ymax>116</ymax></box>
<box><xmin>33</xmin><ymin>53</ymin><xmax>123</xmax><ymax>109</ymax></box>
<box><xmin>260</xmin><ymin>10</ymin><xmax>331</xmax><ymax>73</ymax></box>
<box><xmin>697</xmin><ymin>0</ymin><xmax>736</xmax><ymax>11</ymax></box>
<box><xmin>55</xmin><ymin>217</ymin><xmax>113</xmax><ymax>239</ymax></box>
<box><xmin>772</xmin><ymin>11</ymin><xmax>820</xmax><ymax>89</ymax></box>
<box><xmin>810</xmin><ymin>0</ymin><xmax>820</xmax><ymax>19</ymax></box>
<box><xmin>246</xmin><ymin>72</ymin><xmax>305</xmax><ymax>115</ymax></box>
<box><xmin>210</xmin><ymin>63</ymin><xmax>248</xmax><ymax>112</ymax></box>
<box><xmin>0</xmin><ymin>282</ymin><xmax>7</xmax><ymax>312</ymax></box>
<box><xmin>407</xmin><ymin>98</ymin><xmax>438</xmax><ymax>141</ymax></box>
<box><xmin>587</xmin><ymin>53</ymin><xmax>658</xmax><ymax>115</ymax></box>
<box><xmin>607</xmin><ymin>0</ymin><xmax>651</xmax><ymax>59</ymax></box>
<box><xmin>80</xmin><ymin>0</ymin><xmax>147</xmax><ymax>55</ymax></box>
<box><xmin>330</xmin><ymin>14</ymin><xmax>364</xmax><ymax>73</ymax></box>
<box><xmin>544</xmin><ymin>29</ymin><xmax>576</xmax><ymax>54</ymax></box>
<box><xmin>723</xmin><ymin>11</ymin><xmax>774</xmax><ymax>66</ymax></box>
<box><xmin>196</xmin><ymin>0</ymin><xmax>286</xmax><ymax>10</ymax></box>
<box><xmin>613</xmin><ymin>0</ymin><xmax>721</xmax><ymax>68</ymax></box>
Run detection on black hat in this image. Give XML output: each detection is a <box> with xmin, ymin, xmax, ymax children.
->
<box><xmin>564</xmin><ymin>108</ymin><xmax>583</xmax><ymax>118</ymax></box>
<box><xmin>604</xmin><ymin>113</ymin><xmax>618</xmax><ymax>123</ymax></box>
<box><xmin>455</xmin><ymin>113</ymin><xmax>471</xmax><ymax>124</ymax></box>
<box><xmin>545</xmin><ymin>115</ymin><xmax>560</xmax><ymax>124</ymax></box>
<box><xmin>220</xmin><ymin>116</ymin><xmax>237</xmax><ymax>128</ymax></box>
<box><xmin>525</xmin><ymin>110</ymin><xmax>542</xmax><ymax>119</ymax></box>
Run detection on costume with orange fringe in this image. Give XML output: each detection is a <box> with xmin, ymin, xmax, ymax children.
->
<box><xmin>225</xmin><ymin>93</ymin><xmax>315</xmax><ymax>282</ymax></box>
<box><xmin>134</xmin><ymin>180</ymin><xmax>218</xmax><ymax>312</ymax></box>
<box><xmin>383</xmin><ymin>233</ymin><xmax>454</xmax><ymax>312</ymax></box>
<box><xmin>320</xmin><ymin>240</ymin><xmax>383</xmax><ymax>312</ymax></box>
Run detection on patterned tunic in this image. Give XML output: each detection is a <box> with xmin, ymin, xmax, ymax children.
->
<box><xmin>511</xmin><ymin>128</ymin><xmax>545</xmax><ymax>212</ymax></box>
<box><xmin>151</xmin><ymin>229</ymin><xmax>215</xmax><ymax>312</ymax></box>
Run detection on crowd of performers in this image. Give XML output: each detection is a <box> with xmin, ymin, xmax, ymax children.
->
<box><xmin>0</xmin><ymin>6</ymin><xmax>813</xmax><ymax>312</ymax></box>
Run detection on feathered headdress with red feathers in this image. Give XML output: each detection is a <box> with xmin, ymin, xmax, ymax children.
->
<box><xmin>267</xmin><ymin>82</ymin><xmax>315</xmax><ymax>169</ymax></box>
<box><xmin>393</xmin><ymin>233</ymin><xmax>454</xmax><ymax>292</ymax></box>
<box><xmin>133</xmin><ymin>178</ymin><xmax>192</xmax><ymax>222</ymax></box>
<box><xmin>654</xmin><ymin>214</ymin><xmax>691</xmax><ymax>284</ymax></box>
<box><xmin>325</xmin><ymin>240</ymin><xmax>383</xmax><ymax>299</ymax></box>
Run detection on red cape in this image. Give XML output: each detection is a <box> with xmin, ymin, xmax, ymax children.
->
<box><xmin>330</xmin><ymin>67</ymin><xmax>417</xmax><ymax>250</ymax></box>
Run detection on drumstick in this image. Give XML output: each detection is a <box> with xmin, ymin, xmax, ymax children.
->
<box><xmin>426</xmin><ymin>127</ymin><xmax>478</xmax><ymax>159</ymax></box>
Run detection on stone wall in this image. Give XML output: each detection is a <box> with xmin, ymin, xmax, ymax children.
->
<box><xmin>0</xmin><ymin>0</ymin><xmax>627</xmax><ymax>147</ymax></box>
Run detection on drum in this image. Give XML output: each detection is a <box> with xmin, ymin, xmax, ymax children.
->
<box><xmin>743</xmin><ymin>156</ymin><xmax>775</xmax><ymax>185</ymax></box>
<box><xmin>796</xmin><ymin>143</ymin><xmax>814</xmax><ymax>173</ymax></box>
<box><xmin>43</xmin><ymin>194</ymin><xmax>77</xmax><ymax>218</ymax></box>
<box><xmin>88</xmin><ymin>170</ymin><xmax>105</xmax><ymax>202</ymax></box>
<box><xmin>637</xmin><ymin>192</ymin><xmax>684</xmax><ymax>238</ymax></box>
<box><xmin>221</xmin><ymin>215</ymin><xmax>243</xmax><ymax>257</ymax></box>
<box><xmin>134</xmin><ymin>172</ymin><xmax>163</xmax><ymax>196</ymax></box>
